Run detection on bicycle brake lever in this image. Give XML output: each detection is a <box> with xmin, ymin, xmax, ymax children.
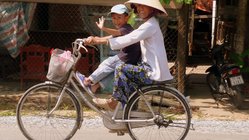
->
<box><xmin>78</xmin><ymin>42</ymin><xmax>88</xmax><ymax>53</ymax></box>
<box><xmin>88</xmin><ymin>45</ymin><xmax>98</xmax><ymax>51</ymax></box>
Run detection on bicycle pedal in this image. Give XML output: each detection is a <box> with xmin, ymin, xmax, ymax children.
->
<box><xmin>109</xmin><ymin>130</ymin><xmax>126</xmax><ymax>136</ymax></box>
<box><xmin>117</xmin><ymin>131</ymin><xmax>125</xmax><ymax>136</ymax></box>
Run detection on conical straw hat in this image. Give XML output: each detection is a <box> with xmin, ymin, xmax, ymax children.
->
<box><xmin>125</xmin><ymin>0</ymin><xmax>167</xmax><ymax>15</ymax></box>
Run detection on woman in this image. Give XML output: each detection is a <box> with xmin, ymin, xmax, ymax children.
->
<box><xmin>85</xmin><ymin>0</ymin><xmax>173</xmax><ymax>110</ymax></box>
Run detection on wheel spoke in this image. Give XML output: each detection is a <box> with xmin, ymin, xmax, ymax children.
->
<box><xmin>125</xmin><ymin>86</ymin><xmax>191</xmax><ymax>140</ymax></box>
<box><xmin>16</xmin><ymin>83</ymin><xmax>80</xmax><ymax>140</ymax></box>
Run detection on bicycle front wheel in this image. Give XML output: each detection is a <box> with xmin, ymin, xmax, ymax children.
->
<box><xmin>16</xmin><ymin>82</ymin><xmax>81</xmax><ymax>140</ymax></box>
<box><xmin>124</xmin><ymin>85</ymin><xmax>191</xmax><ymax>140</ymax></box>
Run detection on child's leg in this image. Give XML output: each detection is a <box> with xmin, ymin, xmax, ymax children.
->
<box><xmin>98</xmin><ymin>73</ymin><xmax>114</xmax><ymax>89</ymax></box>
<box><xmin>89</xmin><ymin>73</ymin><xmax>113</xmax><ymax>93</ymax></box>
<box><xmin>88</xmin><ymin>55</ymin><xmax>121</xmax><ymax>84</ymax></box>
<box><xmin>91</xmin><ymin>83</ymin><xmax>100</xmax><ymax>93</ymax></box>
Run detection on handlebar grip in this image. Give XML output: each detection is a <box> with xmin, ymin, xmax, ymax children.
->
<box><xmin>73</xmin><ymin>38</ymin><xmax>99</xmax><ymax>52</ymax></box>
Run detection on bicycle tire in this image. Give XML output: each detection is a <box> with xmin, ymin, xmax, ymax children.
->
<box><xmin>16</xmin><ymin>82</ymin><xmax>81</xmax><ymax>140</ymax></box>
<box><xmin>124</xmin><ymin>85</ymin><xmax>191</xmax><ymax>140</ymax></box>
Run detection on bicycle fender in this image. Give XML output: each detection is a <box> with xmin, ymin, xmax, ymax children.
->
<box><xmin>129</xmin><ymin>85</ymin><xmax>191</xmax><ymax>113</ymax></box>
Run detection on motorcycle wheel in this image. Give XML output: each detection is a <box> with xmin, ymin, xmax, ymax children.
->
<box><xmin>230</xmin><ymin>86</ymin><xmax>244</xmax><ymax>109</ymax></box>
<box><xmin>206</xmin><ymin>73</ymin><xmax>224</xmax><ymax>101</ymax></box>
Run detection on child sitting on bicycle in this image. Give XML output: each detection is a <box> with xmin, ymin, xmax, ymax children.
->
<box><xmin>76</xmin><ymin>4</ymin><xmax>141</xmax><ymax>93</ymax></box>
<box><xmin>85</xmin><ymin>0</ymin><xmax>173</xmax><ymax>110</ymax></box>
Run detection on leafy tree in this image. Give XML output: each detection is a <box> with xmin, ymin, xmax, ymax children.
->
<box><xmin>231</xmin><ymin>50</ymin><xmax>249</xmax><ymax>73</ymax></box>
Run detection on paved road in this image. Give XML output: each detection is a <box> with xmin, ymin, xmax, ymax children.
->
<box><xmin>1</xmin><ymin>116</ymin><xmax>249</xmax><ymax>140</ymax></box>
<box><xmin>2</xmin><ymin>125</ymin><xmax>249</xmax><ymax>140</ymax></box>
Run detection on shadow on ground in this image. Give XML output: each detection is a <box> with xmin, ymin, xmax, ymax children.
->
<box><xmin>186</xmin><ymin>73</ymin><xmax>249</xmax><ymax>120</ymax></box>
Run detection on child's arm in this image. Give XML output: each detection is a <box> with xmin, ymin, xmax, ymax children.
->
<box><xmin>96</xmin><ymin>16</ymin><xmax>121</xmax><ymax>36</ymax></box>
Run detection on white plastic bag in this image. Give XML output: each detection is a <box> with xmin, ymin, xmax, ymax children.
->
<box><xmin>47</xmin><ymin>49</ymin><xmax>74</xmax><ymax>83</ymax></box>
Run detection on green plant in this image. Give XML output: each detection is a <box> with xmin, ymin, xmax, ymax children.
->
<box><xmin>128</xmin><ymin>10</ymin><xmax>136</xmax><ymax>26</ymax></box>
<box><xmin>230</xmin><ymin>49</ymin><xmax>249</xmax><ymax>73</ymax></box>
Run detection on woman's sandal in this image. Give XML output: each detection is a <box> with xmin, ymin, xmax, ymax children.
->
<box><xmin>92</xmin><ymin>98</ymin><xmax>118</xmax><ymax>111</ymax></box>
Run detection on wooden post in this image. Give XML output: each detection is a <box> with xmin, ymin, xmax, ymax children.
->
<box><xmin>188</xmin><ymin>2</ymin><xmax>195</xmax><ymax>56</ymax></box>
<box><xmin>176</xmin><ymin>4</ymin><xmax>189</xmax><ymax>94</ymax></box>
<box><xmin>235</xmin><ymin>0</ymin><xmax>248</xmax><ymax>54</ymax></box>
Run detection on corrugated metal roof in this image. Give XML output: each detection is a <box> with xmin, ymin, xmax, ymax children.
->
<box><xmin>5</xmin><ymin>0</ymin><xmax>128</xmax><ymax>6</ymax></box>
<box><xmin>6</xmin><ymin>0</ymin><xmax>182</xmax><ymax>9</ymax></box>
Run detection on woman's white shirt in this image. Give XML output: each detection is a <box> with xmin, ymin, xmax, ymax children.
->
<box><xmin>108</xmin><ymin>17</ymin><xmax>173</xmax><ymax>81</ymax></box>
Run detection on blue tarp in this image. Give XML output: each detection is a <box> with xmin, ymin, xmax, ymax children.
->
<box><xmin>0</xmin><ymin>2</ymin><xmax>36</xmax><ymax>58</ymax></box>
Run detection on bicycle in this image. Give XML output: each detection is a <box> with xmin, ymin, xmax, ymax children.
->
<box><xmin>16</xmin><ymin>38</ymin><xmax>192</xmax><ymax>140</ymax></box>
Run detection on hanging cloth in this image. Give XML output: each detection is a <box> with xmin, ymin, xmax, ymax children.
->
<box><xmin>0</xmin><ymin>2</ymin><xmax>36</xmax><ymax>58</ymax></box>
<box><xmin>195</xmin><ymin>0</ymin><xmax>213</xmax><ymax>13</ymax></box>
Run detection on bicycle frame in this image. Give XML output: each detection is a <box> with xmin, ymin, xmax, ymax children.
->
<box><xmin>48</xmin><ymin>69</ymin><xmax>160</xmax><ymax>125</ymax></box>
<box><xmin>46</xmin><ymin>39</ymin><xmax>158</xmax><ymax>129</ymax></box>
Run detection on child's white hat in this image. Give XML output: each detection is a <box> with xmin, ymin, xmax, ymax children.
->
<box><xmin>108</xmin><ymin>4</ymin><xmax>129</xmax><ymax>15</ymax></box>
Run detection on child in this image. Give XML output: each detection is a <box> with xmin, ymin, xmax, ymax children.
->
<box><xmin>85</xmin><ymin>0</ymin><xmax>173</xmax><ymax>110</ymax></box>
<box><xmin>76</xmin><ymin>4</ymin><xmax>141</xmax><ymax>94</ymax></box>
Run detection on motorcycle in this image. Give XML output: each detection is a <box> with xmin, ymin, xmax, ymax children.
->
<box><xmin>205</xmin><ymin>41</ymin><xmax>245</xmax><ymax>109</ymax></box>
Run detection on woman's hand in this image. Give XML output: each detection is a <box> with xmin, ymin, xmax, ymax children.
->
<box><xmin>84</xmin><ymin>36</ymin><xmax>109</xmax><ymax>45</ymax></box>
<box><xmin>96</xmin><ymin>16</ymin><xmax>105</xmax><ymax>30</ymax></box>
<box><xmin>84</xmin><ymin>36</ymin><xmax>95</xmax><ymax>45</ymax></box>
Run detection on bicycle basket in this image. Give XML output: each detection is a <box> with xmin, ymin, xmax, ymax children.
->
<box><xmin>47</xmin><ymin>48</ymin><xmax>74</xmax><ymax>83</ymax></box>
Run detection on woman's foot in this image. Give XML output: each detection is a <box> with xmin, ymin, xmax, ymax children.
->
<box><xmin>92</xmin><ymin>97</ymin><xmax>118</xmax><ymax>111</ymax></box>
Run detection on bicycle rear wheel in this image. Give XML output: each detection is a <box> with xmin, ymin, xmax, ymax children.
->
<box><xmin>124</xmin><ymin>85</ymin><xmax>191</xmax><ymax>140</ymax></box>
<box><xmin>16</xmin><ymin>82</ymin><xmax>81</xmax><ymax>140</ymax></box>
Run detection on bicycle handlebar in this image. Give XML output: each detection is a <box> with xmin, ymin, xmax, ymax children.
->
<box><xmin>72</xmin><ymin>38</ymin><xmax>98</xmax><ymax>54</ymax></box>
<box><xmin>72</xmin><ymin>38</ymin><xmax>88</xmax><ymax>53</ymax></box>
<box><xmin>70</xmin><ymin>38</ymin><xmax>98</xmax><ymax>66</ymax></box>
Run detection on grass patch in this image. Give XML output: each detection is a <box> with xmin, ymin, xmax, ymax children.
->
<box><xmin>0</xmin><ymin>95</ymin><xmax>18</xmax><ymax>116</ymax></box>
<box><xmin>0</xmin><ymin>95</ymin><xmax>99</xmax><ymax>118</ymax></box>
<box><xmin>0</xmin><ymin>110</ymin><xmax>16</xmax><ymax>116</ymax></box>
